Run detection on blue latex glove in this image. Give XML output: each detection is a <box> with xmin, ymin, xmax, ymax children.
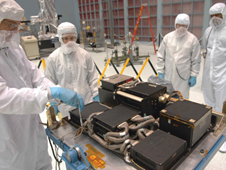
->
<box><xmin>188</xmin><ymin>77</ymin><xmax>196</xmax><ymax>87</ymax></box>
<box><xmin>93</xmin><ymin>95</ymin><xmax>99</xmax><ymax>102</ymax></box>
<box><xmin>49</xmin><ymin>87</ymin><xmax>84</xmax><ymax>111</ymax></box>
<box><xmin>158</xmin><ymin>73</ymin><xmax>164</xmax><ymax>79</ymax></box>
<box><xmin>50</xmin><ymin>102</ymin><xmax>59</xmax><ymax>115</ymax></box>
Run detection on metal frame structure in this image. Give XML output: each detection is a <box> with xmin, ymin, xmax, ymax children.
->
<box><xmin>77</xmin><ymin>0</ymin><xmax>226</xmax><ymax>47</ymax></box>
<box><xmin>81</xmin><ymin>19</ymin><xmax>105</xmax><ymax>52</ymax></box>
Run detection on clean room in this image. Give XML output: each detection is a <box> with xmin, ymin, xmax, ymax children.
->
<box><xmin>1</xmin><ymin>0</ymin><xmax>226</xmax><ymax>169</ymax></box>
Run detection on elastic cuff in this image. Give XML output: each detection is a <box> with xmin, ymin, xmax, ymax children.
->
<box><xmin>47</xmin><ymin>87</ymin><xmax>52</xmax><ymax>100</ymax></box>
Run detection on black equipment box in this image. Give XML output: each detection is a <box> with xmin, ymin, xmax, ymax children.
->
<box><xmin>98</xmin><ymin>87</ymin><xmax>118</xmax><ymax>107</ymax></box>
<box><xmin>159</xmin><ymin>100</ymin><xmax>212</xmax><ymax>148</ymax></box>
<box><xmin>101</xmin><ymin>74</ymin><xmax>134</xmax><ymax>91</ymax></box>
<box><xmin>38</xmin><ymin>38</ymin><xmax>59</xmax><ymax>49</ymax></box>
<box><xmin>93</xmin><ymin>104</ymin><xmax>140</xmax><ymax>138</ymax></box>
<box><xmin>116</xmin><ymin>82</ymin><xmax>167</xmax><ymax>118</ymax></box>
<box><xmin>130</xmin><ymin>129</ymin><xmax>187</xmax><ymax>170</ymax></box>
<box><xmin>69</xmin><ymin>102</ymin><xmax>109</xmax><ymax>127</ymax></box>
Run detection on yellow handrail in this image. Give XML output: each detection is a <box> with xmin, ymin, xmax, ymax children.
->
<box><xmin>42</xmin><ymin>59</ymin><xmax>46</xmax><ymax>71</ymax></box>
<box><xmin>98</xmin><ymin>58</ymin><xmax>111</xmax><ymax>86</ymax></box>
<box><xmin>136</xmin><ymin>57</ymin><xmax>149</xmax><ymax>79</ymax></box>
<box><xmin>120</xmin><ymin>58</ymin><xmax>130</xmax><ymax>74</ymax></box>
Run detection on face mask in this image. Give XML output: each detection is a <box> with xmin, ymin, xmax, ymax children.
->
<box><xmin>0</xmin><ymin>30</ymin><xmax>20</xmax><ymax>49</ymax></box>
<box><xmin>209</xmin><ymin>16</ymin><xmax>223</xmax><ymax>28</ymax></box>
<box><xmin>61</xmin><ymin>41</ymin><xmax>79</xmax><ymax>54</ymax></box>
<box><xmin>176</xmin><ymin>27</ymin><xmax>187</xmax><ymax>37</ymax></box>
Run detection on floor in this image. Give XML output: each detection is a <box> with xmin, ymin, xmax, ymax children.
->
<box><xmin>33</xmin><ymin>42</ymin><xmax>226</xmax><ymax>170</ymax></box>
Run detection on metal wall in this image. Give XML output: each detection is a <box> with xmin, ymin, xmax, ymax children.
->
<box><xmin>77</xmin><ymin>0</ymin><xmax>226</xmax><ymax>43</ymax></box>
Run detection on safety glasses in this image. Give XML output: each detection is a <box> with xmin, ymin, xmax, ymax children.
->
<box><xmin>4</xmin><ymin>20</ymin><xmax>20</xmax><ymax>30</ymax></box>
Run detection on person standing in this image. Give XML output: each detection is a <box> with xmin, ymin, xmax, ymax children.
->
<box><xmin>0</xmin><ymin>0</ymin><xmax>84</xmax><ymax>169</ymax></box>
<box><xmin>156</xmin><ymin>13</ymin><xmax>201</xmax><ymax>99</ymax></box>
<box><xmin>202</xmin><ymin>3</ymin><xmax>226</xmax><ymax>152</ymax></box>
<box><xmin>45</xmin><ymin>22</ymin><xmax>99</xmax><ymax>117</ymax></box>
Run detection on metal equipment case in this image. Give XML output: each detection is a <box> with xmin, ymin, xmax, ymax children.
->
<box><xmin>93</xmin><ymin>104</ymin><xmax>140</xmax><ymax>138</ymax></box>
<box><xmin>116</xmin><ymin>82</ymin><xmax>168</xmax><ymax>118</ymax></box>
<box><xmin>69</xmin><ymin>102</ymin><xmax>109</xmax><ymax>127</ymax></box>
<box><xmin>159</xmin><ymin>99</ymin><xmax>212</xmax><ymax>148</ymax></box>
<box><xmin>101</xmin><ymin>74</ymin><xmax>134</xmax><ymax>91</ymax></box>
<box><xmin>130</xmin><ymin>129</ymin><xmax>187</xmax><ymax>170</ymax></box>
<box><xmin>99</xmin><ymin>74</ymin><xmax>134</xmax><ymax>107</ymax></box>
<box><xmin>98</xmin><ymin>87</ymin><xmax>117</xmax><ymax>107</ymax></box>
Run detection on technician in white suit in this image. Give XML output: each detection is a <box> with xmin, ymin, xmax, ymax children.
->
<box><xmin>0</xmin><ymin>0</ymin><xmax>84</xmax><ymax>169</ymax></box>
<box><xmin>45</xmin><ymin>22</ymin><xmax>99</xmax><ymax>117</ymax></box>
<box><xmin>202</xmin><ymin>3</ymin><xmax>226</xmax><ymax>152</ymax></box>
<box><xmin>156</xmin><ymin>13</ymin><xmax>201</xmax><ymax>99</ymax></box>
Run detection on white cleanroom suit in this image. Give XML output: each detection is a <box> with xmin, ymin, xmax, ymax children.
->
<box><xmin>45</xmin><ymin>22</ymin><xmax>99</xmax><ymax>117</ymax></box>
<box><xmin>204</xmin><ymin>2</ymin><xmax>226</xmax><ymax>154</ymax></box>
<box><xmin>0</xmin><ymin>1</ymin><xmax>85</xmax><ymax>169</ymax></box>
<box><xmin>0</xmin><ymin>1</ymin><xmax>53</xmax><ymax>169</ymax></box>
<box><xmin>0</xmin><ymin>46</ymin><xmax>54</xmax><ymax>170</ymax></box>
<box><xmin>202</xmin><ymin>3</ymin><xmax>226</xmax><ymax>113</ymax></box>
<box><xmin>156</xmin><ymin>13</ymin><xmax>201</xmax><ymax>99</ymax></box>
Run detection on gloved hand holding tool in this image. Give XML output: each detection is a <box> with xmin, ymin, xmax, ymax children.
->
<box><xmin>49</xmin><ymin>87</ymin><xmax>84</xmax><ymax>111</ymax></box>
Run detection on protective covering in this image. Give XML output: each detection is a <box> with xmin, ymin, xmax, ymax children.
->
<box><xmin>45</xmin><ymin>46</ymin><xmax>98</xmax><ymax>117</ymax></box>
<box><xmin>31</xmin><ymin>0</ymin><xmax>58</xmax><ymax>40</ymax></box>
<box><xmin>202</xmin><ymin>3</ymin><xmax>226</xmax><ymax>112</ymax></box>
<box><xmin>175</xmin><ymin>13</ymin><xmax>190</xmax><ymax>37</ymax></box>
<box><xmin>61</xmin><ymin>41</ymin><xmax>79</xmax><ymax>54</ymax></box>
<box><xmin>156</xmin><ymin>14</ymin><xmax>201</xmax><ymax>99</ymax></box>
<box><xmin>57</xmin><ymin>22</ymin><xmax>78</xmax><ymax>44</ymax></box>
<box><xmin>0</xmin><ymin>45</ymin><xmax>53</xmax><ymax>169</ymax></box>
<box><xmin>209</xmin><ymin>16</ymin><xmax>223</xmax><ymax>27</ymax></box>
<box><xmin>175</xmin><ymin>13</ymin><xmax>190</xmax><ymax>27</ymax></box>
<box><xmin>0</xmin><ymin>0</ymin><xmax>24</xmax><ymax>23</ymax></box>
<box><xmin>209</xmin><ymin>3</ymin><xmax>226</xmax><ymax>16</ymax></box>
<box><xmin>0</xmin><ymin>30</ymin><xmax>20</xmax><ymax>48</ymax></box>
<box><xmin>147</xmin><ymin>75</ymin><xmax>174</xmax><ymax>95</ymax></box>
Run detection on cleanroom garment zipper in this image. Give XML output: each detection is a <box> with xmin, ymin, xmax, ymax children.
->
<box><xmin>65</xmin><ymin>53</ymin><xmax>77</xmax><ymax>89</ymax></box>
<box><xmin>209</xmin><ymin>30</ymin><xmax>217</xmax><ymax>82</ymax></box>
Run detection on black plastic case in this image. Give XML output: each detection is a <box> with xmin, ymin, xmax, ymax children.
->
<box><xmin>159</xmin><ymin>99</ymin><xmax>212</xmax><ymax>148</ymax></box>
<box><xmin>130</xmin><ymin>129</ymin><xmax>187</xmax><ymax>170</ymax></box>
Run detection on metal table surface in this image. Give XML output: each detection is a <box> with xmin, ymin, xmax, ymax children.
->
<box><xmin>49</xmin><ymin>121</ymin><xmax>226</xmax><ymax>170</ymax></box>
<box><xmin>50</xmin><ymin>122</ymin><xmax>136</xmax><ymax>170</ymax></box>
<box><xmin>177</xmin><ymin>127</ymin><xmax>226</xmax><ymax>170</ymax></box>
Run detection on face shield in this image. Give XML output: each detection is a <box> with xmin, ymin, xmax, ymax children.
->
<box><xmin>174</xmin><ymin>13</ymin><xmax>190</xmax><ymax>37</ymax></box>
<box><xmin>209</xmin><ymin>3</ymin><xmax>226</xmax><ymax>28</ymax></box>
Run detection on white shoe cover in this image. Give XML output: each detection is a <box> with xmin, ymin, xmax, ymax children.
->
<box><xmin>219</xmin><ymin>141</ymin><xmax>226</xmax><ymax>153</ymax></box>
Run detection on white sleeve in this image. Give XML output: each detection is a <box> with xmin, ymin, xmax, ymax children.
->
<box><xmin>0</xmin><ymin>76</ymin><xmax>50</xmax><ymax>115</ymax></box>
<box><xmin>156</xmin><ymin>36</ymin><xmax>167</xmax><ymax>74</ymax></box>
<box><xmin>0</xmin><ymin>51</ymin><xmax>57</xmax><ymax>115</ymax></box>
<box><xmin>190</xmin><ymin>38</ymin><xmax>201</xmax><ymax>77</ymax></box>
<box><xmin>44</xmin><ymin>55</ymin><xmax>58</xmax><ymax>85</ymax></box>
<box><xmin>22</xmin><ymin>53</ymin><xmax>56</xmax><ymax>88</ymax></box>
<box><xmin>86</xmin><ymin>54</ymin><xmax>98</xmax><ymax>98</ymax></box>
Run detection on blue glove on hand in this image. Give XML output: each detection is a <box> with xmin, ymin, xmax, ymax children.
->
<box><xmin>93</xmin><ymin>95</ymin><xmax>99</xmax><ymax>102</ymax></box>
<box><xmin>158</xmin><ymin>73</ymin><xmax>164</xmax><ymax>79</ymax></box>
<box><xmin>49</xmin><ymin>87</ymin><xmax>84</xmax><ymax>111</ymax></box>
<box><xmin>50</xmin><ymin>102</ymin><xmax>59</xmax><ymax>115</ymax></box>
<box><xmin>188</xmin><ymin>77</ymin><xmax>196</xmax><ymax>87</ymax></box>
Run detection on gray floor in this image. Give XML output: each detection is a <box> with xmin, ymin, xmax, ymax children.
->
<box><xmin>34</xmin><ymin>43</ymin><xmax>226</xmax><ymax>170</ymax></box>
